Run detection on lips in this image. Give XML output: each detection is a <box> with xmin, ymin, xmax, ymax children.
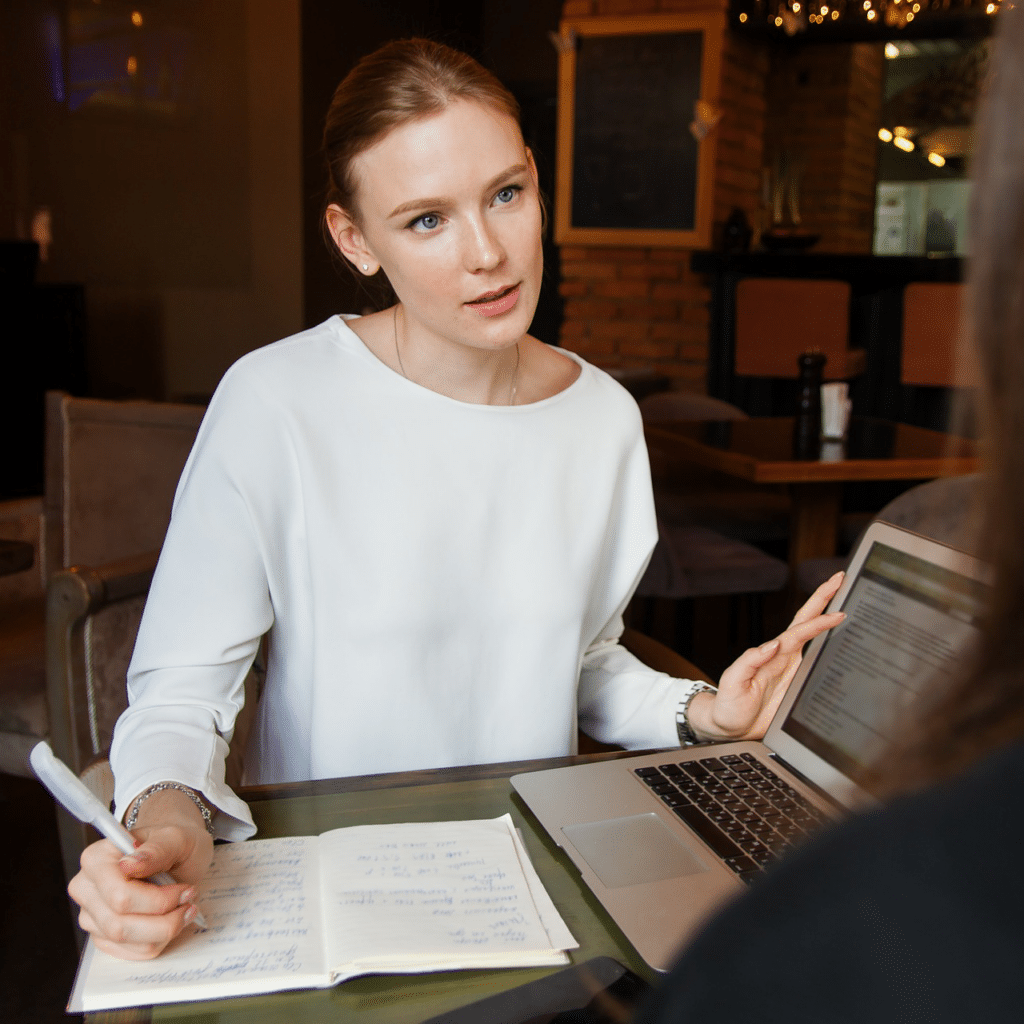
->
<box><xmin>466</xmin><ymin>283</ymin><xmax>521</xmax><ymax>317</ymax></box>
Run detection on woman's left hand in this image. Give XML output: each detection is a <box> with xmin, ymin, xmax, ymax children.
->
<box><xmin>686</xmin><ymin>572</ymin><xmax>846</xmax><ymax>743</ymax></box>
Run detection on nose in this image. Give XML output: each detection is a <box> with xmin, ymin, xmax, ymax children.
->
<box><xmin>463</xmin><ymin>216</ymin><xmax>504</xmax><ymax>273</ymax></box>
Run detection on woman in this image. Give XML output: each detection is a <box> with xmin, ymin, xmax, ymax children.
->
<box><xmin>637</xmin><ymin>14</ymin><xmax>1024</xmax><ymax>1023</ymax></box>
<box><xmin>68</xmin><ymin>39</ymin><xmax>842</xmax><ymax>961</ymax></box>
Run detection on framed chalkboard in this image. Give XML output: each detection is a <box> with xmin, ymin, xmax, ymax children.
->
<box><xmin>555</xmin><ymin>14</ymin><xmax>724</xmax><ymax>248</ymax></box>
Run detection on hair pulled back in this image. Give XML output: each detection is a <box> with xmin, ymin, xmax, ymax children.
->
<box><xmin>322</xmin><ymin>38</ymin><xmax>521</xmax><ymax>225</ymax></box>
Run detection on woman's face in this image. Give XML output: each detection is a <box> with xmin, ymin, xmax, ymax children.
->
<box><xmin>341</xmin><ymin>99</ymin><xmax>543</xmax><ymax>357</ymax></box>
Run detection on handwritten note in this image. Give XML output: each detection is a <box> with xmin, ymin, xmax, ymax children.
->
<box><xmin>69</xmin><ymin>815</ymin><xmax>575</xmax><ymax>1013</ymax></box>
<box><xmin>321</xmin><ymin>817</ymin><xmax>565</xmax><ymax>970</ymax></box>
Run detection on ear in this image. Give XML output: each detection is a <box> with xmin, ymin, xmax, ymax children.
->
<box><xmin>325</xmin><ymin>204</ymin><xmax>380</xmax><ymax>276</ymax></box>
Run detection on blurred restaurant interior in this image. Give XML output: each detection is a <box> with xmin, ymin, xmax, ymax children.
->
<box><xmin>0</xmin><ymin>0</ymin><xmax>997</xmax><ymax>1018</ymax></box>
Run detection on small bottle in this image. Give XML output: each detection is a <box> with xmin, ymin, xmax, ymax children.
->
<box><xmin>793</xmin><ymin>351</ymin><xmax>826</xmax><ymax>459</ymax></box>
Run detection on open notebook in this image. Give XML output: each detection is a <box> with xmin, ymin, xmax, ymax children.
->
<box><xmin>512</xmin><ymin>521</ymin><xmax>990</xmax><ymax>972</ymax></box>
<box><xmin>69</xmin><ymin>814</ymin><xmax>576</xmax><ymax>1013</ymax></box>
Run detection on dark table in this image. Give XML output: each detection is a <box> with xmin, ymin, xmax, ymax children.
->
<box><xmin>644</xmin><ymin>416</ymin><xmax>980</xmax><ymax>569</ymax></box>
<box><xmin>85</xmin><ymin>751</ymin><xmax>658</xmax><ymax>1024</ymax></box>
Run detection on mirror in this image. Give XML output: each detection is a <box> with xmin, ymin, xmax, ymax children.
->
<box><xmin>873</xmin><ymin>37</ymin><xmax>988</xmax><ymax>255</ymax></box>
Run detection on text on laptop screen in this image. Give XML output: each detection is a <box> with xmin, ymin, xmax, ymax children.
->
<box><xmin>782</xmin><ymin>541</ymin><xmax>988</xmax><ymax>781</ymax></box>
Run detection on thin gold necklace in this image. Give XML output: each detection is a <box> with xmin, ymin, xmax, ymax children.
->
<box><xmin>392</xmin><ymin>304</ymin><xmax>519</xmax><ymax>406</ymax></box>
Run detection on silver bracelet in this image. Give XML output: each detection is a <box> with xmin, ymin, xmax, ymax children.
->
<box><xmin>125</xmin><ymin>782</ymin><xmax>216</xmax><ymax>835</ymax></box>
<box><xmin>676</xmin><ymin>683</ymin><xmax>717</xmax><ymax>747</ymax></box>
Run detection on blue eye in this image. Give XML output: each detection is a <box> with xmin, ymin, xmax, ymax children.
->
<box><xmin>494</xmin><ymin>185</ymin><xmax>521</xmax><ymax>205</ymax></box>
<box><xmin>410</xmin><ymin>213</ymin><xmax>440</xmax><ymax>232</ymax></box>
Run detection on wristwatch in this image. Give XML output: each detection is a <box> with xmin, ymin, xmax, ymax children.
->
<box><xmin>675</xmin><ymin>683</ymin><xmax>716</xmax><ymax>746</ymax></box>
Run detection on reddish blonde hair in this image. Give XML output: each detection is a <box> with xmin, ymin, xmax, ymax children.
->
<box><xmin>322</xmin><ymin>38</ymin><xmax>522</xmax><ymax>224</ymax></box>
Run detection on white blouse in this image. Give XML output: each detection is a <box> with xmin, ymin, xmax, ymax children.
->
<box><xmin>111</xmin><ymin>316</ymin><xmax>697</xmax><ymax>839</ymax></box>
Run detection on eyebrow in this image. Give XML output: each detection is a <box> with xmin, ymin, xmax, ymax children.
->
<box><xmin>387</xmin><ymin>163</ymin><xmax>529</xmax><ymax>220</ymax></box>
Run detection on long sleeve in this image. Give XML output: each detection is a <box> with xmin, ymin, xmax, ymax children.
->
<box><xmin>578</xmin><ymin>592</ymin><xmax>710</xmax><ymax>751</ymax></box>
<box><xmin>110</xmin><ymin>351</ymin><xmax>293</xmax><ymax>840</ymax></box>
<box><xmin>108</xmin><ymin>316</ymin><xmax>687</xmax><ymax>831</ymax></box>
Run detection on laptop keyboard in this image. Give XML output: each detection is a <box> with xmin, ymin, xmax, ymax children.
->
<box><xmin>635</xmin><ymin>752</ymin><xmax>831</xmax><ymax>884</ymax></box>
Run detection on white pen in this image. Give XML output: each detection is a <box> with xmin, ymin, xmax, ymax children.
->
<box><xmin>29</xmin><ymin>740</ymin><xmax>207</xmax><ymax>929</ymax></box>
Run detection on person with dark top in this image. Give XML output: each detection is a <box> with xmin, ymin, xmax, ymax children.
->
<box><xmin>636</xmin><ymin>10</ymin><xmax>1024</xmax><ymax>1022</ymax></box>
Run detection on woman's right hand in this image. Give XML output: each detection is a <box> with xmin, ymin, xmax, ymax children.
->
<box><xmin>68</xmin><ymin>791</ymin><xmax>215</xmax><ymax>960</ymax></box>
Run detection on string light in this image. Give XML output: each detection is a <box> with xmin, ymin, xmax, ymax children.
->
<box><xmin>893</xmin><ymin>136</ymin><xmax>915</xmax><ymax>152</ymax></box>
<box><xmin>878</xmin><ymin>127</ymin><xmax>894</xmax><ymax>141</ymax></box>
<box><xmin>739</xmin><ymin>0</ymin><xmax>1001</xmax><ymax>32</ymax></box>
<box><xmin>928</xmin><ymin>152</ymin><xmax>946</xmax><ymax>166</ymax></box>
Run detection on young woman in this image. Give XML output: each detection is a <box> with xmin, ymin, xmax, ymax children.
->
<box><xmin>68</xmin><ymin>39</ymin><xmax>843</xmax><ymax>961</ymax></box>
<box><xmin>637</xmin><ymin>14</ymin><xmax>1024</xmax><ymax>1023</ymax></box>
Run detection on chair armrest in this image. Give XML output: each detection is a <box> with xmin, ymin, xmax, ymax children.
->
<box><xmin>620</xmin><ymin>626</ymin><xmax>714</xmax><ymax>685</ymax></box>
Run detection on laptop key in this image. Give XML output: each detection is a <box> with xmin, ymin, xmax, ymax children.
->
<box><xmin>723</xmin><ymin>854</ymin><xmax>758</xmax><ymax>873</ymax></box>
<box><xmin>672</xmin><ymin>805</ymin><xmax>743</xmax><ymax>859</ymax></box>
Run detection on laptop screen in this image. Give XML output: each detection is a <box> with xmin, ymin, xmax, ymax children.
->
<box><xmin>781</xmin><ymin>540</ymin><xmax>989</xmax><ymax>783</ymax></box>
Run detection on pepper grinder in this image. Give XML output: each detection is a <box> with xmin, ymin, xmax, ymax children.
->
<box><xmin>793</xmin><ymin>351</ymin><xmax>826</xmax><ymax>459</ymax></box>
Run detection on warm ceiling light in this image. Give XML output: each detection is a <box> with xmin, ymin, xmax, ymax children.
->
<box><xmin>820</xmin><ymin>4</ymin><xmax>828</xmax><ymax>12</ymax></box>
<box><xmin>987</xmin><ymin>2</ymin><xmax>997</xmax><ymax>10</ymax></box>
<box><xmin>867</xmin><ymin>8</ymin><xmax>877</xmax><ymax>17</ymax></box>
<box><xmin>878</xmin><ymin>127</ymin><xmax>894</xmax><ymax>142</ymax></box>
<box><xmin>885</xmin><ymin>42</ymin><xmax>900</xmax><ymax>57</ymax></box>
<box><xmin>775</xmin><ymin>14</ymin><xmax>784</xmax><ymax>24</ymax></box>
<box><xmin>126</xmin><ymin>55</ymin><xmax>138</xmax><ymax>75</ymax></box>
<box><xmin>893</xmin><ymin>125</ymin><xmax>911</xmax><ymax>136</ymax></box>
<box><xmin>739</xmin><ymin>11</ymin><xmax>748</xmax><ymax>20</ymax></box>
<box><xmin>793</xmin><ymin>3</ymin><xmax>801</xmax><ymax>12</ymax></box>
<box><xmin>831</xmin><ymin>9</ymin><xmax>840</xmax><ymax>18</ymax></box>
<box><xmin>928</xmin><ymin>152</ymin><xmax>946</xmax><ymax>167</ymax></box>
<box><xmin>906</xmin><ymin>10</ymin><xmax>915</xmax><ymax>18</ymax></box>
<box><xmin>131</xmin><ymin>10</ymin><xmax>143</xmax><ymax>26</ymax></box>
<box><xmin>894</xmin><ymin>136</ymin><xmax>915</xmax><ymax>152</ymax></box>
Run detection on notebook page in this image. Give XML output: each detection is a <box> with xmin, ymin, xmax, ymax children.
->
<box><xmin>320</xmin><ymin>814</ymin><xmax>573</xmax><ymax>979</ymax></box>
<box><xmin>69</xmin><ymin>835</ymin><xmax>328</xmax><ymax>1013</ymax></box>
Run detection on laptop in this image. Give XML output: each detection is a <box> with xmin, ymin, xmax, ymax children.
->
<box><xmin>511</xmin><ymin>521</ymin><xmax>989</xmax><ymax>972</ymax></box>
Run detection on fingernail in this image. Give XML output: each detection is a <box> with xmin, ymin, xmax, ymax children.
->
<box><xmin>119</xmin><ymin>853</ymin><xmax>144</xmax><ymax>870</ymax></box>
<box><xmin>178</xmin><ymin>888</ymin><xmax>197</xmax><ymax>907</ymax></box>
<box><xmin>759</xmin><ymin>639</ymin><xmax>780</xmax><ymax>654</ymax></box>
<box><xmin>183</xmin><ymin>904</ymin><xmax>198</xmax><ymax>924</ymax></box>
<box><xmin>132</xmin><ymin>838</ymin><xmax>142</xmax><ymax>849</ymax></box>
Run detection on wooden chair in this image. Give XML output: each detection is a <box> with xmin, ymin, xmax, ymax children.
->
<box><xmin>0</xmin><ymin>392</ymin><xmax>205</xmax><ymax>779</ymax></box>
<box><xmin>900</xmin><ymin>282</ymin><xmax>977</xmax><ymax>388</ymax></box>
<box><xmin>735</xmin><ymin>278</ymin><xmax>865</xmax><ymax>380</ymax></box>
<box><xmin>45</xmin><ymin>552</ymin><xmax>263</xmax><ymax>892</ymax></box>
<box><xmin>43</xmin><ymin>390</ymin><xmax>206</xmax><ymax>575</ymax></box>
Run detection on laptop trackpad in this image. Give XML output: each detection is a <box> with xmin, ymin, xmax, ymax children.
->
<box><xmin>563</xmin><ymin>813</ymin><xmax>710</xmax><ymax>889</ymax></box>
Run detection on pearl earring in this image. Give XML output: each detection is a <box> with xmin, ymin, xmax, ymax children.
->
<box><xmin>362</xmin><ymin>263</ymin><xmax>369</xmax><ymax>272</ymax></box>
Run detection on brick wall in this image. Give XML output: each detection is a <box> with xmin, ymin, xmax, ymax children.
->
<box><xmin>764</xmin><ymin>42</ymin><xmax>884</xmax><ymax>253</ymax></box>
<box><xmin>557</xmin><ymin>0</ymin><xmax>884</xmax><ymax>389</ymax></box>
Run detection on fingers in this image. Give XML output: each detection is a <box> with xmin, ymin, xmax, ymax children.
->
<box><xmin>69</xmin><ymin>836</ymin><xmax>200</xmax><ymax>960</ymax></box>
<box><xmin>776</xmin><ymin>608</ymin><xmax>845</xmax><ymax>655</ymax></box>
<box><xmin>81</xmin><ymin>902</ymin><xmax>198</xmax><ymax>961</ymax></box>
<box><xmin>788</xmin><ymin>571</ymin><xmax>845</xmax><ymax>627</ymax></box>
<box><xmin>717</xmin><ymin>638</ymin><xmax>780</xmax><ymax>691</ymax></box>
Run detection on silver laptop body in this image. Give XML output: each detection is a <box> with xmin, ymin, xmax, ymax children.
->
<box><xmin>511</xmin><ymin>522</ymin><xmax>989</xmax><ymax>972</ymax></box>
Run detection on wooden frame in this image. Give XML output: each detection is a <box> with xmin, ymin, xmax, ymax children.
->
<box><xmin>555</xmin><ymin>13</ymin><xmax>725</xmax><ymax>248</ymax></box>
